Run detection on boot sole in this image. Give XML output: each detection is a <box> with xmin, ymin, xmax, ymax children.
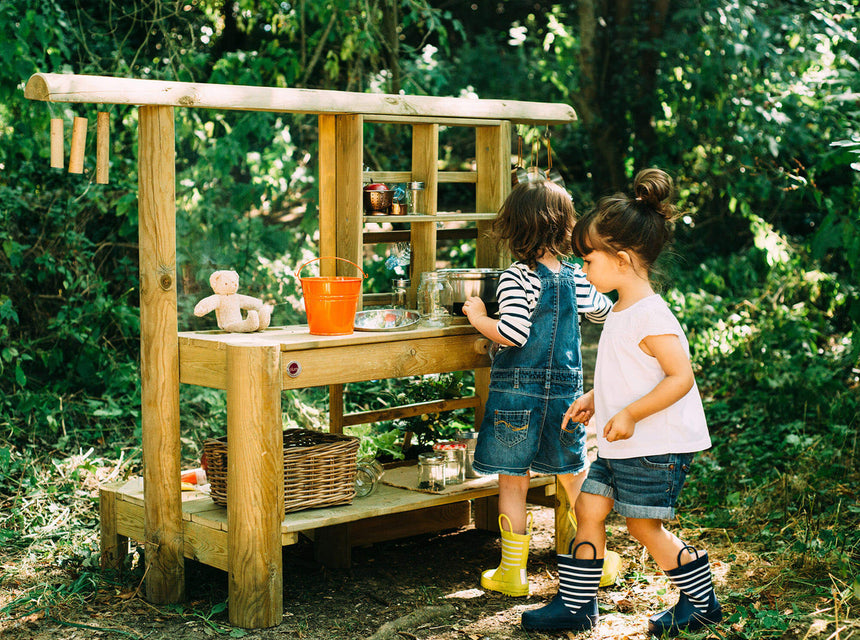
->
<box><xmin>480</xmin><ymin>576</ymin><xmax>529</xmax><ymax>597</ymax></box>
<box><xmin>648</xmin><ymin>609</ymin><xmax>723</xmax><ymax>637</ymax></box>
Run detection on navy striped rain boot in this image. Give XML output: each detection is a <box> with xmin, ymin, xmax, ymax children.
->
<box><xmin>521</xmin><ymin>541</ymin><xmax>603</xmax><ymax>632</ymax></box>
<box><xmin>649</xmin><ymin>545</ymin><xmax>722</xmax><ymax>637</ymax></box>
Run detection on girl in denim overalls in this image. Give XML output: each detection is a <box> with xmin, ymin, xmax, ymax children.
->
<box><xmin>462</xmin><ymin>179</ymin><xmax>618</xmax><ymax>599</ymax></box>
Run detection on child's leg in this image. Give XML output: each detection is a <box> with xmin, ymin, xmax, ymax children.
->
<box><xmin>480</xmin><ymin>473</ymin><xmax>533</xmax><ymax>596</ymax></box>
<box><xmin>498</xmin><ymin>473</ymin><xmax>530</xmax><ymax>533</ymax></box>
<box><xmin>625</xmin><ymin>518</ymin><xmax>691</xmax><ymax>571</ymax></box>
<box><xmin>521</xmin><ymin>492</ymin><xmax>612</xmax><ymax>632</ymax></box>
<box><xmin>627</xmin><ymin>517</ymin><xmax>722</xmax><ymax>635</ymax></box>
<box><xmin>573</xmin><ymin>492</ymin><xmax>613</xmax><ymax>557</ymax></box>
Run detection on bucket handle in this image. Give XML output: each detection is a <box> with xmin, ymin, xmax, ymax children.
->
<box><xmin>295</xmin><ymin>256</ymin><xmax>366</xmax><ymax>279</ymax></box>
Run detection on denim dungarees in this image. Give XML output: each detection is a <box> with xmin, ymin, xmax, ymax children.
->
<box><xmin>472</xmin><ymin>262</ymin><xmax>587</xmax><ymax>476</ymax></box>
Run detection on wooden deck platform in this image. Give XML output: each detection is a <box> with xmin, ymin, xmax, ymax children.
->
<box><xmin>100</xmin><ymin>470</ymin><xmax>557</xmax><ymax>573</ymax></box>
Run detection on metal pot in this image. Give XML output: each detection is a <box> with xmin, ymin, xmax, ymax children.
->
<box><xmin>438</xmin><ymin>268</ymin><xmax>502</xmax><ymax>317</ymax></box>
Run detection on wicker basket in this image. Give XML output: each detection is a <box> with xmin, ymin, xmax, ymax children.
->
<box><xmin>203</xmin><ymin>429</ymin><xmax>360</xmax><ymax>513</ymax></box>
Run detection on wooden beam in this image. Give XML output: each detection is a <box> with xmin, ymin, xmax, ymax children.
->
<box><xmin>138</xmin><ymin>105</ymin><xmax>184</xmax><ymax>604</ymax></box>
<box><xmin>25</xmin><ymin>73</ymin><xmax>577</xmax><ymax>125</ymax></box>
<box><xmin>226</xmin><ymin>345</ymin><xmax>283</xmax><ymax>628</ymax></box>
<box><xmin>341</xmin><ymin>395</ymin><xmax>481</xmax><ymax>427</ymax></box>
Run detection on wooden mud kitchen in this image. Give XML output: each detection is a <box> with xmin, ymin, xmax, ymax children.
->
<box><xmin>25</xmin><ymin>72</ymin><xmax>578</xmax><ymax>628</ymax></box>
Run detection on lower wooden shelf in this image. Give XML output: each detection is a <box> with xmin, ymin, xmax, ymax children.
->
<box><xmin>100</xmin><ymin>472</ymin><xmax>557</xmax><ymax>572</ymax></box>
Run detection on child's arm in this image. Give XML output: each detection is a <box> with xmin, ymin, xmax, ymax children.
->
<box><xmin>604</xmin><ymin>334</ymin><xmax>695</xmax><ymax>442</ymax></box>
<box><xmin>463</xmin><ymin>296</ymin><xmax>517</xmax><ymax>346</ymax></box>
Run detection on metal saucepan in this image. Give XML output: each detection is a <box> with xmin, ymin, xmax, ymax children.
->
<box><xmin>438</xmin><ymin>268</ymin><xmax>502</xmax><ymax>317</ymax></box>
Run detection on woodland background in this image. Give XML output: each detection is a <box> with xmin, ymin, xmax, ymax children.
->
<box><xmin>0</xmin><ymin>1</ymin><xmax>858</xmax><ymax>638</ymax></box>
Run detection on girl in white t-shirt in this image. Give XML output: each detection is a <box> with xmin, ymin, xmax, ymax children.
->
<box><xmin>521</xmin><ymin>169</ymin><xmax>722</xmax><ymax>636</ymax></box>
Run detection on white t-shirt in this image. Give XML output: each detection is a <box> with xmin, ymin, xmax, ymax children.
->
<box><xmin>593</xmin><ymin>294</ymin><xmax>711</xmax><ymax>458</ymax></box>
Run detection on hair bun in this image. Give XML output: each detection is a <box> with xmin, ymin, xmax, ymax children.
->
<box><xmin>633</xmin><ymin>168</ymin><xmax>676</xmax><ymax>221</ymax></box>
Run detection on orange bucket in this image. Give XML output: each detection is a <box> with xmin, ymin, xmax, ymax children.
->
<box><xmin>296</xmin><ymin>257</ymin><xmax>366</xmax><ymax>336</ymax></box>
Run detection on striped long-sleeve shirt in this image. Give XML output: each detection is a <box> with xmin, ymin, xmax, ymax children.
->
<box><xmin>496</xmin><ymin>261</ymin><xmax>612</xmax><ymax>347</ymax></box>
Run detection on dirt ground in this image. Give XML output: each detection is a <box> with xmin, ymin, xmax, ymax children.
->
<box><xmin>2</xmin><ymin>502</ymin><xmax>816</xmax><ymax>640</ymax></box>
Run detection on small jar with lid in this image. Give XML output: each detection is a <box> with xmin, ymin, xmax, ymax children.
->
<box><xmin>391</xmin><ymin>278</ymin><xmax>410</xmax><ymax>309</ymax></box>
<box><xmin>417</xmin><ymin>452</ymin><xmax>446</xmax><ymax>491</ymax></box>
<box><xmin>432</xmin><ymin>441</ymin><xmax>466</xmax><ymax>485</ymax></box>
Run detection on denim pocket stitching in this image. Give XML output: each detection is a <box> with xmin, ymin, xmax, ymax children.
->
<box><xmin>493</xmin><ymin>409</ymin><xmax>530</xmax><ymax>448</ymax></box>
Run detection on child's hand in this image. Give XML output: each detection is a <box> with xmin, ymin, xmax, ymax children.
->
<box><xmin>603</xmin><ymin>409</ymin><xmax>635</xmax><ymax>442</ymax></box>
<box><xmin>562</xmin><ymin>390</ymin><xmax>594</xmax><ymax>428</ymax></box>
<box><xmin>462</xmin><ymin>296</ymin><xmax>487</xmax><ymax>321</ymax></box>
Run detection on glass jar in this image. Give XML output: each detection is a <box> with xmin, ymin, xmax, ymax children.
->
<box><xmin>406</xmin><ymin>181</ymin><xmax>425</xmax><ymax>215</ymax></box>
<box><xmin>432</xmin><ymin>441</ymin><xmax>466</xmax><ymax>485</ymax></box>
<box><xmin>354</xmin><ymin>459</ymin><xmax>384</xmax><ymax>497</ymax></box>
<box><xmin>456</xmin><ymin>430</ymin><xmax>480</xmax><ymax>478</ymax></box>
<box><xmin>417</xmin><ymin>271</ymin><xmax>453</xmax><ymax>327</ymax></box>
<box><xmin>417</xmin><ymin>452</ymin><xmax>446</xmax><ymax>491</ymax></box>
<box><xmin>391</xmin><ymin>278</ymin><xmax>410</xmax><ymax>309</ymax></box>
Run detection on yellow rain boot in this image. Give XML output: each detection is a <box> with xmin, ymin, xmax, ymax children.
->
<box><xmin>481</xmin><ymin>513</ymin><xmax>532</xmax><ymax>596</ymax></box>
<box><xmin>567</xmin><ymin>510</ymin><xmax>622</xmax><ymax>587</ymax></box>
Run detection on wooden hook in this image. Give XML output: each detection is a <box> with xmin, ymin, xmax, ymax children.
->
<box><xmin>50</xmin><ymin>118</ymin><xmax>64</xmax><ymax>169</ymax></box>
<box><xmin>68</xmin><ymin>116</ymin><xmax>87</xmax><ymax>174</ymax></box>
<box><xmin>96</xmin><ymin>112</ymin><xmax>109</xmax><ymax>184</ymax></box>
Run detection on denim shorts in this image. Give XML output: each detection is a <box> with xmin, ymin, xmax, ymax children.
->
<box><xmin>471</xmin><ymin>374</ymin><xmax>588</xmax><ymax>476</ymax></box>
<box><xmin>580</xmin><ymin>453</ymin><xmax>694</xmax><ymax>520</ymax></box>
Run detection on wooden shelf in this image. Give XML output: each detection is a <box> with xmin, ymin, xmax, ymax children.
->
<box><xmin>103</xmin><ymin>473</ymin><xmax>555</xmax><ymax>570</ymax></box>
<box><xmin>363</xmin><ymin>212</ymin><xmax>497</xmax><ymax>223</ymax></box>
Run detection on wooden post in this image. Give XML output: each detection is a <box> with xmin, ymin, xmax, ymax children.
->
<box><xmin>50</xmin><ymin>118</ymin><xmax>63</xmax><ymax>169</ymax></box>
<box><xmin>410</xmin><ymin>123</ymin><xmax>439</xmax><ymax>285</ymax></box>
<box><xmin>329</xmin><ymin>383</ymin><xmax>344</xmax><ymax>434</ymax></box>
<box><xmin>68</xmin><ymin>116</ymin><xmax>87</xmax><ymax>174</ymax></box>
<box><xmin>138</xmin><ymin>105</ymin><xmax>184</xmax><ymax>604</ymax></box>
<box><xmin>99</xmin><ymin>487</ymin><xmax>128</xmax><ymax>570</ymax></box>
<box><xmin>555</xmin><ymin>476</ymin><xmax>574</xmax><ymax>554</ymax></box>
<box><xmin>333</xmin><ymin>115</ymin><xmax>364</xmax><ymax>285</ymax></box>
<box><xmin>226</xmin><ymin>344</ymin><xmax>283</xmax><ymax>629</ymax></box>
<box><xmin>475</xmin><ymin>122</ymin><xmax>510</xmax><ymax>268</ymax></box>
<box><xmin>318</xmin><ymin>115</ymin><xmax>337</xmax><ymax>264</ymax></box>
<box><xmin>96</xmin><ymin>111</ymin><xmax>109</xmax><ymax>184</ymax></box>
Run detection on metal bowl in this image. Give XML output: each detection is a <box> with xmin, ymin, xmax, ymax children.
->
<box><xmin>354</xmin><ymin>308</ymin><xmax>420</xmax><ymax>331</ymax></box>
<box><xmin>437</xmin><ymin>268</ymin><xmax>502</xmax><ymax>316</ymax></box>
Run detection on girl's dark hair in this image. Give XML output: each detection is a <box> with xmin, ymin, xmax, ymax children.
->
<box><xmin>571</xmin><ymin>168</ymin><xmax>678</xmax><ymax>273</ymax></box>
<box><xmin>491</xmin><ymin>179</ymin><xmax>575</xmax><ymax>268</ymax></box>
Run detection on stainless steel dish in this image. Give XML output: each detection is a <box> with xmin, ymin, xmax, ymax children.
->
<box><xmin>437</xmin><ymin>268</ymin><xmax>502</xmax><ymax>317</ymax></box>
<box><xmin>354</xmin><ymin>308</ymin><xmax>420</xmax><ymax>331</ymax></box>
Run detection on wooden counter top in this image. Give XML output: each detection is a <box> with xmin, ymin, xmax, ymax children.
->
<box><xmin>178</xmin><ymin>321</ymin><xmax>493</xmax><ymax>390</ymax></box>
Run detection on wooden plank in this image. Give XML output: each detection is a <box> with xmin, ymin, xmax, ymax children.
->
<box><xmin>138</xmin><ymin>104</ymin><xmax>184</xmax><ymax>604</ymax></box>
<box><xmin>318</xmin><ymin>115</ymin><xmax>337</xmax><ymax>261</ymax></box>
<box><xmin>328</xmin><ymin>383</ymin><xmax>344</xmax><ymax>434</ymax></box>
<box><xmin>363</xmin><ymin>212</ymin><xmax>496</xmax><ymax>223</ymax></box>
<box><xmin>68</xmin><ymin>116</ymin><xmax>86</xmax><ymax>174</ymax></box>
<box><xmin>363</xmin><ymin>228</ymin><xmax>478</xmax><ymax>245</ymax></box>
<box><xmin>226</xmin><ymin>345</ymin><xmax>283</xmax><ymax>628</ymax></box>
<box><xmin>363</xmin><ymin>170</ymin><xmax>477</xmax><ymax>184</ymax></box>
<box><xmin>50</xmin><ymin>118</ymin><xmax>63</xmax><ymax>168</ymax></box>
<box><xmin>411</xmin><ymin>123</ymin><xmax>438</xmax><ymax>295</ymax></box>
<box><xmin>183</xmin><ymin>520</ymin><xmax>228</xmax><ymax>571</ymax></box>
<box><xmin>341</xmin><ymin>395</ymin><xmax>480</xmax><ymax>427</ymax></box>
<box><xmin>475</xmin><ymin>123</ymin><xmax>509</xmax><ymax>268</ymax></box>
<box><xmin>279</xmin><ymin>334</ymin><xmax>490</xmax><ymax>389</ymax></box>
<box><xmin>25</xmin><ymin>73</ymin><xmax>577</xmax><ymax>124</ymax></box>
<box><xmin>366</xmin><ymin>115</ymin><xmax>505</xmax><ymax>126</ymax></box>
<box><xmin>99</xmin><ymin>487</ymin><xmax>128</xmax><ymax>570</ymax></box>
<box><xmin>349</xmin><ymin>501</ymin><xmax>470</xmax><ymax>547</ymax></box>
<box><xmin>334</xmin><ymin>115</ymin><xmax>363</xmax><ymax>296</ymax></box>
<box><xmin>96</xmin><ymin>111</ymin><xmax>109</xmax><ymax>184</ymax></box>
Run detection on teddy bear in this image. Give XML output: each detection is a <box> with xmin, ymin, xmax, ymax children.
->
<box><xmin>193</xmin><ymin>270</ymin><xmax>273</xmax><ymax>332</ymax></box>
